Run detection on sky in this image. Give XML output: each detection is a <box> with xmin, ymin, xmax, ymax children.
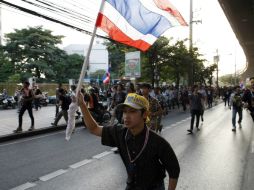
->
<box><xmin>0</xmin><ymin>0</ymin><xmax>247</xmax><ymax>76</ymax></box>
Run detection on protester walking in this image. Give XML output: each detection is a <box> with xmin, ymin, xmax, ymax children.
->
<box><xmin>230</xmin><ymin>86</ymin><xmax>243</xmax><ymax>131</ymax></box>
<box><xmin>141</xmin><ymin>83</ymin><xmax>163</xmax><ymax>132</ymax></box>
<box><xmin>187</xmin><ymin>85</ymin><xmax>203</xmax><ymax>134</ymax></box>
<box><xmin>109</xmin><ymin>83</ymin><xmax>126</xmax><ymax>124</ymax></box>
<box><xmin>243</xmin><ymin>79</ymin><xmax>254</xmax><ymax>122</ymax></box>
<box><xmin>13</xmin><ymin>81</ymin><xmax>35</xmax><ymax>133</ymax></box>
<box><xmin>34</xmin><ymin>85</ymin><xmax>42</xmax><ymax>111</ymax></box>
<box><xmin>51</xmin><ymin>88</ymin><xmax>69</xmax><ymax>127</ymax></box>
<box><xmin>76</xmin><ymin>92</ymin><xmax>180</xmax><ymax>190</ymax></box>
<box><xmin>55</xmin><ymin>83</ymin><xmax>63</xmax><ymax>117</ymax></box>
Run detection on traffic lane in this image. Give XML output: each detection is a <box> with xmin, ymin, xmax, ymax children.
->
<box><xmin>11</xmin><ymin>104</ymin><xmax>253</xmax><ymax>190</ymax></box>
<box><xmin>0</xmin><ymin>127</ymin><xmax>111</xmax><ymax>190</ymax></box>
<box><xmin>0</xmin><ymin>109</ymin><xmax>190</xmax><ymax>190</ymax></box>
<box><xmin>30</xmin><ymin>153</ymin><xmax>126</xmax><ymax>190</ymax></box>
<box><xmin>161</xmin><ymin>104</ymin><xmax>253</xmax><ymax>190</ymax></box>
<box><xmin>0</xmin><ymin>110</ymin><xmax>189</xmax><ymax>189</ymax></box>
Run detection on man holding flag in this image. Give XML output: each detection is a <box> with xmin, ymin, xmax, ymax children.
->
<box><xmin>66</xmin><ymin>1</ymin><xmax>187</xmax><ymax>189</ymax></box>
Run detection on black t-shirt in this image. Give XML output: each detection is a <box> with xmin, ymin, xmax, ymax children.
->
<box><xmin>101</xmin><ymin>125</ymin><xmax>180</xmax><ymax>189</ymax></box>
<box><xmin>59</xmin><ymin>95</ymin><xmax>69</xmax><ymax>110</ymax></box>
<box><xmin>190</xmin><ymin>93</ymin><xmax>203</xmax><ymax>110</ymax></box>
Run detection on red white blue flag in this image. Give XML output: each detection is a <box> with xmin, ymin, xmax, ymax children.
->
<box><xmin>96</xmin><ymin>0</ymin><xmax>187</xmax><ymax>51</ymax></box>
<box><xmin>102</xmin><ymin>70</ymin><xmax>110</xmax><ymax>84</ymax></box>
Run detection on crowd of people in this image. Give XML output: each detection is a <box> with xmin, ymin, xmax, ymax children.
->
<box><xmin>2</xmin><ymin>78</ymin><xmax>253</xmax><ymax>189</ymax></box>
<box><xmin>10</xmin><ymin>78</ymin><xmax>254</xmax><ymax>134</ymax></box>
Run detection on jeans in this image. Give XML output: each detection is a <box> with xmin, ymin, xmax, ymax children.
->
<box><xmin>232</xmin><ymin>108</ymin><xmax>242</xmax><ymax>127</ymax></box>
<box><xmin>19</xmin><ymin>103</ymin><xmax>34</xmax><ymax>127</ymax></box>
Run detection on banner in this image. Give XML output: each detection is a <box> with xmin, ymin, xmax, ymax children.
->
<box><xmin>125</xmin><ymin>51</ymin><xmax>141</xmax><ymax>78</ymax></box>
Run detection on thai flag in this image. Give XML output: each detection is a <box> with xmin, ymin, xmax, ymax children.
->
<box><xmin>103</xmin><ymin>70</ymin><xmax>110</xmax><ymax>84</ymax></box>
<box><xmin>96</xmin><ymin>0</ymin><xmax>187</xmax><ymax>51</ymax></box>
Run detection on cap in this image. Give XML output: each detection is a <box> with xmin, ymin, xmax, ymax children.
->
<box><xmin>116</xmin><ymin>93</ymin><xmax>149</xmax><ymax>111</ymax></box>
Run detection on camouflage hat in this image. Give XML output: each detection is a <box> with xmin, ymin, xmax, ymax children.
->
<box><xmin>116</xmin><ymin>93</ymin><xmax>149</xmax><ymax>111</ymax></box>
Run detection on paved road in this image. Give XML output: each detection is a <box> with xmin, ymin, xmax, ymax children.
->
<box><xmin>0</xmin><ymin>103</ymin><xmax>253</xmax><ymax>190</ymax></box>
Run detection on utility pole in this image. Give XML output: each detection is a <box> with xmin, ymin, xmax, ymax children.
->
<box><xmin>189</xmin><ymin>0</ymin><xmax>201</xmax><ymax>86</ymax></box>
<box><xmin>214</xmin><ymin>49</ymin><xmax>219</xmax><ymax>88</ymax></box>
<box><xmin>189</xmin><ymin>0</ymin><xmax>193</xmax><ymax>86</ymax></box>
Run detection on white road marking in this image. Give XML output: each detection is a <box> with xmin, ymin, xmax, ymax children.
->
<box><xmin>39</xmin><ymin>169</ymin><xmax>67</xmax><ymax>182</ymax></box>
<box><xmin>93</xmin><ymin>151</ymin><xmax>112</xmax><ymax>159</ymax></box>
<box><xmin>10</xmin><ymin>182</ymin><xmax>36</xmax><ymax>190</ymax></box>
<box><xmin>69</xmin><ymin>159</ymin><xmax>93</xmax><ymax>169</ymax></box>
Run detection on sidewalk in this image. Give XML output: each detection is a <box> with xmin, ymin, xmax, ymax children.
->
<box><xmin>0</xmin><ymin>106</ymin><xmax>83</xmax><ymax>142</ymax></box>
<box><xmin>0</xmin><ymin>100</ymin><xmax>223</xmax><ymax>143</ymax></box>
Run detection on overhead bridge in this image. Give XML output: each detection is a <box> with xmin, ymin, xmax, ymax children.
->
<box><xmin>218</xmin><ymin>0</ymin><xmax>254</xmax><ymax>80</ymax></box>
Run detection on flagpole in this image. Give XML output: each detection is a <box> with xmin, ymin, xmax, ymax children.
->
<box><xmin>75</xmin><ymin>0</ymin><xmax>105</xmax><ymax>96</ymax></box>
<box><xmin>66</xmin><ymin>0</ymin><xmax>105</xmax><ymax>141</ymax></box>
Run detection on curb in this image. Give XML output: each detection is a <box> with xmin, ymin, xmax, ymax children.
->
<box><xmin>0</xmin><ymin>122</ymin><xmax>83</xmax><ymax>143</ymax></box>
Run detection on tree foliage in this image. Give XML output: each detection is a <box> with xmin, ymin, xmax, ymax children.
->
<box><xmin>105</xmin><ymin>37</ymin><xmax>211</xmax><ymax>87</ymax></box>
<box><xmin>0</xmin><ymin>26</ymin><xmax>84</xmax><ymax>83</ymax></box>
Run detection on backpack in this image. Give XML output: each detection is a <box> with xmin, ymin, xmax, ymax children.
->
<box><xmin>66</xmin><ymin>95</ymin><xmax>72</xmax><ymax>107</ymax></box>
<box><xmin>232</xmin><ymin>95</ymin><xmax>242</xmax><ymax>108</ymax></box>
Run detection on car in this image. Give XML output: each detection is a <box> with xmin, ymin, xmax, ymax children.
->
<box><xmin>48</xmin><ymin>95</ymin><xmax>56</xmax><ymax>105</ymax></box>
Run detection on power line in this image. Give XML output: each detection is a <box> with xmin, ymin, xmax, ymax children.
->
<box><xmin>59</xmin><ymin>0</ymin><xmax>98</xmax><ymax>18</ymax></box>
<box><xmin>20</xmin><ymin>0</ymin><xmax>93</xmax><ymax>24</ymax></box>
<box><xmin>1</xmin><ymin>0</ymin><xmax>108</xmax><ymax>39</ymax></box>
<box><xmin>34</xmin><ymin>0</ymin><xmax>93</xmax><ymax>22</ymax></box>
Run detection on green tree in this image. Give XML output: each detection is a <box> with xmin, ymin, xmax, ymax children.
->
<box><xmin>50</xmin><ymin>53</ymin><xmax>84</xmax><ymax>83</ymax></box>
<box><xmin>0</xmin><ymin>46</ymin><xmax>14</xmax><ymax>82</ymax></box>
<box><xmin>4</xmin><ymin>26</ymin><xmax>64</xmax><ymax>81</ymax></box>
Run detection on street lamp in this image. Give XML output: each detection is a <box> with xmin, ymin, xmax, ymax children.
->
<box><xmin>213</xmin><ymin>49</ymin><xmax>219</xmax><ymax>88</ymax></box>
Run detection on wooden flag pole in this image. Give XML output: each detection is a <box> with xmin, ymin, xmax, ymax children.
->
<box><xmin>75</xmin><ymin>0</ymin><xmax>105</xmax><ymax>96</ymax></box>
<box><xmin>66</xmin><ymin>0</ymin><xmax>105</xmax><ymax>141</ymax></box>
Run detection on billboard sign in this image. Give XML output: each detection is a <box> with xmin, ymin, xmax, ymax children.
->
<box><xmin>125</xmin><ymin>51</ymin><xmax>141</xmax><ymax>78</ymax></box>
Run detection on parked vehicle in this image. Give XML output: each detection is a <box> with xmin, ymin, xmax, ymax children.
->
<box><xmin>48</xmin><ymin>95</ymin><xmax>56</xmax><ymax>104</ymax></box>
<box><xmin>39</xmin><ymin>92</ymin><xmax>49</xmax><ymax>106</ymax></box>
<box><xmin>82</xmin><ymin>102</ymin><xmax>111</xmax><ymax>125</ymax></box>
<box><xmin>2</xmin><ymin>96</ymin><xmax>16</xmax><ymax>109</ymax></box>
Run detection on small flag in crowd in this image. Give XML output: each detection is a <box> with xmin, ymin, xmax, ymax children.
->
<box><xmin>102</xmin><ymin>70</ymin><xmax>110</xmax><ymax>84</ymax></box>
<box><xmin>96</xmin><ymin>0</ymin><xmax>187</xmax><ymax>51</ymax></box>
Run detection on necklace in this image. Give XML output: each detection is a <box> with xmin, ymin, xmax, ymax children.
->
<box><xmin>125</xmin><ymin>127</ymin><xmax>149</xmax><ymax>163</ymax></box>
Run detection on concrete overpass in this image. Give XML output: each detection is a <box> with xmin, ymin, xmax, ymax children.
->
<box><xmin>218</xmin><ymin>0</ymin><xmax>254</xmax><ymax>80</ymax></box>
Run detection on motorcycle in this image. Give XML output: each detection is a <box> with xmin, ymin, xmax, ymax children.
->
<box><xmin>81</xmin><ymin>102</ymin><xmax>111</xmax><ymax>126</ymax></box>
<box><xmin>2</xmin><ymin>96</ymin><xmax>16</xmax><ymax>109</ymax></box>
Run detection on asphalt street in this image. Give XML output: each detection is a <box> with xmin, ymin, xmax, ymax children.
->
<box><xmin>0</xmin><ymin>103</ymin><xmax>253</xmax><ymax>190</ymax></box>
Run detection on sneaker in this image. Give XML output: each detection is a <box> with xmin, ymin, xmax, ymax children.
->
<box><xmin>238</xmin><ymin>123</ymin><xmax>242</xmax><ymax>128</ymax></box>
<box><xmin>28</xmin><ymin>126</ymin><xmax>34</xmax><ymax>131</ymax></box>
<box><xmin>187</xmin><ymin>129</ymin><xmax>193</xmax><ymax>134</ymax></box>
<box><xmin>196</xmin><ymin>127</ymin><xmax>200</xmax><ymax>131</ymax></box>
<box><xmin>201</xmin><ymin>117</ymin><xmax>204</xmax><ymax>122</ymax></box>
<box><xmin>13</xmin><ymin>127</ymin><xmax>22</xmax><ymax>133</ymax></box>
<box><xmin>232</xmin><ymin>128</ymin><xmax>236</xmax><ymax>132</ymax></box>
<box><xmin>51</xmin><ymin>123</ymin><xmax>57</xmax><ymax>127</ymax></box>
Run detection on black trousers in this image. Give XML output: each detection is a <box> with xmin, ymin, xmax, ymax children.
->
<box><xmin>190</xmin><ymin>109</ymin><xmax>201</xmax><ymax>130</ymax></box>
<box><xmin>19</xmin><ymin>103</ymin><xmax>34</xmax><ymax>128</ymax></box>
<box><xmin>125</xmin><ymin>181</ymin><xmax>165</xmax><ymax>190</ymax></box>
